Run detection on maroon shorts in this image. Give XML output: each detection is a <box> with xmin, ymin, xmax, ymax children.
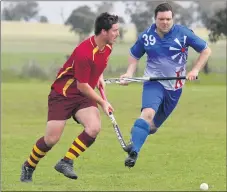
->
<box><xmin>48</xmin><ymin>89</ymin><xmax>98</xmax><ymax>123</ymax></box>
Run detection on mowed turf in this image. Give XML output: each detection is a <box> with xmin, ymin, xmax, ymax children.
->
<box><xmin>1</xmin><ymin>81</ymin><xmax>226</xmax><ymax>191</ymax></box>
<box><xmin>2</xmin><ymin>23</ymin><xmax>226</xmax><ymax>72</ymax></box>
<box><xmin>1</xmin><ymin>42</ymin><xmax>226</xmax><ymax>72</ymax></box>
<box><xmin>2</xmin><ymin>21</ymin><xmax>226</xmax><ymax>191</ymax></box>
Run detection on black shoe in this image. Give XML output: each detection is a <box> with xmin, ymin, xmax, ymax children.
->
<box><xmin>20</xmin><ymin>164</ymin><xmax>35</xmax><ymax>182</ymax></box>
<box><xmin>125</xmin><ymin>150</ymin><xmax>138</xmax><ymax>168</ymax></box>
<box><xmin>54</xmin><ymin>159</ymin><xmax>78</xmax><ymax>179</ymax></box>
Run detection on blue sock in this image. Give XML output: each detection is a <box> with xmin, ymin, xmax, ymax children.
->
<box><xmin>130</xmin><ymin>118</ymin><xmax>150</xmax><ymax>153</ymax></box>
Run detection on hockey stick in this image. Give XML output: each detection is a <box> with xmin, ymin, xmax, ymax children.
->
<box><xmin>98</xmin><ymin>86</ymin><xmax>130</xmax><ymax>152</ymax></box>
<box><xmin>104</xmin><ymin>76</ymin><xmax>198</xmax><ymax>84</ymax></box>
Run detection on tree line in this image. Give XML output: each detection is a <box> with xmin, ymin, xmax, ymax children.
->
<box><xmin>1</xmin><ymin>1</ymin><xmax>227</xmax><ymax>43</ymax></box>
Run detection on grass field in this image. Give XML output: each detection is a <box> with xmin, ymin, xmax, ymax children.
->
<box><xmin>1</xmin><ymin>21</ymin><xmax>226</xmax><ymax>73</ymax></box>
<box><xmin>1</xmin><ymin>81</ymin><xmax>226</xmax><ymax>191</ymax></box>
<box><xmin>1</xmin><ymin>21</ymin><xmax>226</xmax><ymax>191</ymax></box>
<box><xmin>1</xmin><ymin>41</ymin><xmax>226</xmax><ymax>71</ymax></box>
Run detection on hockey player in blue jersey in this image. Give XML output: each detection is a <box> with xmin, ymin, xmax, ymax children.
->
<box><xmin>120</xmin><ymin>2</ymin><xmax>212</xmax><ymax>168</ymax></box>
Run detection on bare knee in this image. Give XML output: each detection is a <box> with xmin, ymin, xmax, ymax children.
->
<box><xmin>140</xmin><ymin>108</ymin><xmax>158</xmax><ymax>134</ymax></box>
<box><xmin>44</xmin><ymin>121</ymin><xmax>66</xmax><ymax>147</ymax></box>
<box><xmin>44</xmin><ymin>135</ymin><xmax>61</xmax><ymax>147</ymax></box>
<box><xmin>75</xmin><ymin>107</ymin><xmax>101</xmax><ymax>138</ymax></box>
<box><xmin>84</xmin><ymin>121</ymin><xmax>101</xmax><ymax>138</ymax></box>
<box><xmin>140</xmin><ymin>108</ymin><xmax>155</xmax><ymax>124</ymax></box>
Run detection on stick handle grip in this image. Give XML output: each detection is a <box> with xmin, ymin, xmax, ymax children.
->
<box><xmin>148</xmin><ymin>76</ymin><xmax>198</xmax><ymax>81</ymax></box>
<box><xmin>98</xmin><ymin>86</ymin><xmax>113</xmax><ymax>115</ymax></box>
<box><xmin>99</xmin><ymin>86</ymin><xmax>107</xmax><ymax>101</ymax></box>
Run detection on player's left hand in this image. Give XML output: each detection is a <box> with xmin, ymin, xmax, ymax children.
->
<box><xmin>97</xmin><ymin>77</ymin><xmax>106</xmax><ymax>90</ymax></box>
<box><xmin>186</xmin><ymin>69</ymin><xmax>199</xmax><ymax>81</ymax></box>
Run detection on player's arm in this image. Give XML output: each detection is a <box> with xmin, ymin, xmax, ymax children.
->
<box><xmin>122</xmin><ymin>34</ymin><xmax>146</xmax><ymax>78</ymax></box>
<box><xmin>96</xmin><ymin>73</ymin><xmax>106</xmax><ymax>93</ymax></box>
<box><xmin>99</xmin><ymin>73</ymin><xmax>104</xmax><ymax>81</ymax></box>
<box><xmin>124</xmin><ymin>55</ymin><xmax>140</xmax><ymax>77</ymax></box>
<box><xmin>191</xmin><ymin>46</ymin><xmax>211</xmax><ymax>73</ymax></box>
<box><xmin>186</xmin><ymin>29</ymin><xmax>212</xmax><ymax>80</ymax></box>
<box><xmin>98</xmin><ymin>73</ymin><xmax>104</xmax><ymax>86</ymax></box>
<box><xmin>74</xmin><ymin>54</ymin><xmax>105</xmax><ymax>106</ymax></box>
<box><xmin>77</xmin><ymin>82</ymin><xmax>104</xmax><ymax>106</ymax></box>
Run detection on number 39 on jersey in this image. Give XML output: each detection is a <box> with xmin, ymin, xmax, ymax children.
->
<box><xmin>142</xmin><ymin>34</ymin><xmax>156</xmax><ymax>46</ymax></box>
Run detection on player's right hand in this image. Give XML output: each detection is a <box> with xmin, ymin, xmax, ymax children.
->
<box><xmin>119</xmin><ymin>73</ymin><xmax>132</xmax><ymax>86</ymax></box>
<box><xmin>101</xmin><ymin>101</ymin><xmax>114</xmax><ymax>116</ymax></box>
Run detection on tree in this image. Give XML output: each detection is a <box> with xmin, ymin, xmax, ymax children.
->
<box><xmin>187</xmin><ymin>1</ymin><xmax>226</xmax><ymax>74</ymax></box>
<box><xmin>2</xmin><ymin>1</ymin><xmax>39</xmax><ymax>21</ymax></box>
<box><xmin>174</xmin><ymin>3</ymin><xmax>196</xmax><ymax>27</ymax></box>
<box><xmin>195</xmin><ymin>1</ymin><xmax>226</xmax><ymax>28</ymax></box>
<box><xmin>196</xmin><ymin>1</ymin><xmax>226</xmax><ymax>75</ymax></box>
<box><xmin>65</xmin><ymin>5</ymin><xmax>96</xmax><ymax>42</ymax></box>
<box><xmin>39</xmin><ymin>15</ymin><xmax>48</xmax><ymax>23</ymax></box>
<box><xmin>59</xmin><ymin>7</ymin><xmax>66</xmax><ymax>24</ymax></box>
<box><xmin>207</xmin><ymin>6</ymin><xmax>227</xmax><ymax>43</ymax></box>
<box><xmin>118</xmin><ymin>16</ymin><xmax>126</xmax><ymax>42</ymax></box>
<box><xmin>124</xmin><ymin>1</ymin><xmax>193</xmax><ymax>36</ymax></box>
<box><xmin>194</xmin><ymin>1</ymin><xmax>227</xmax><ymax>42</ymax></box>
<box><xmin>95</xmin><ymin>1</ymin><xmax>113</xmax><ymax>15</ymax></box>
<box><xmin>124</xmin><ymin>1</ymin><xmax>152</xmax><ymax>35</ymax></box>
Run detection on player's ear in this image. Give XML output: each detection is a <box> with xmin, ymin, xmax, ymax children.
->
<box><xmin>101</xmin><ymin>29</ymin><xmax>108</xmax><ymax>36</ymax></box>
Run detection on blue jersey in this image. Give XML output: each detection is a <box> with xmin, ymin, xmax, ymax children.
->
<box><xmin>130</xmin><ymin>24</ymin><xmax>207</xmax><ymax>90</ymax></box>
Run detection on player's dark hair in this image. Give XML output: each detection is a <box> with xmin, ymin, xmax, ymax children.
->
<box><xmin>155</xmin><ymin>2</ymin><xmax>174</xmax><ymax>18</ymax></box>
<box><xmin>95</xmin><ymin>12</ymin><xmax>118</xmax><ymax>35</ymax></box>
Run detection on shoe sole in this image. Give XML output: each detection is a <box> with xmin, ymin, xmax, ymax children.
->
<box><xmin>54</xmin><ymin>165</ymin><xmax>78</xmax><ymax>180</ymax></box>
<box><xmin>20</xmin><ymin>179</ymin><xmax>32</xmax><ymax>182</ymax></box>
<box><xmin>125</xmin><ymin>159</ymin><xmax>135</xmax><ymax>168</ymax></box>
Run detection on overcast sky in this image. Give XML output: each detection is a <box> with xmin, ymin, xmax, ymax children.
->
<box><xmin>1</xmin><ymin>1</ymin><xmax>192</xmax><ymax>24</ymax></box>
<box><xmin>38</xmin><ymin>1</ymin><xmax>129</xmax><ymax>23</ymax></box>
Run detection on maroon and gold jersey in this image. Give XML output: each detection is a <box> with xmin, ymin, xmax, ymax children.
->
<box><xmin>51</xmin><ymin>35</ymin><xmax>112</xmax><ymax>97</ymax></box>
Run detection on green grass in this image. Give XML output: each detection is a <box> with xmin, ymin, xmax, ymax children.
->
<box><xmin>1</xmin><ymin>81</ymin><xmax>226</xmax><ymax>191</ymax></box>
<box><xmin>1</xmin><ymin>21</ymin><xmax>226</xmax><ymax>72</ymax></box>
<box><xmin>1</xmin><ymin>42</ymin><xmax>226</xmax><ymax>74</ymax></box>
<box><xmin>1</xmin><ymin>22</ymin><xmax>226</xmax><ymax>191</ymax></box>
<box><xmin>1</xmin><ymin>25</ymin><xmax>226</xmax><ymax>76</ymax></box>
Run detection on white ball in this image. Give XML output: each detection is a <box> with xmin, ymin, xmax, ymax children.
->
<box><xmin>200</xmin><ymin>183</ymin><xmax>209</xmax><ymax>191</ymax></box>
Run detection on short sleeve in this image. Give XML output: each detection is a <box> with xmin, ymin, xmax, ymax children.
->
<box><xmin>130</xmin><ymin>33</ymin><xmax>145</xmax><ymax>60</ymax></box>
<box><xmin>186</xmin><ymin>28</ymin><xmax>208</xmax><ymax>53</ymax></box>
<box><xmin>74</xmin><ymin>53</ymin><xmax>91</xmax><ymax>83</ymax></box>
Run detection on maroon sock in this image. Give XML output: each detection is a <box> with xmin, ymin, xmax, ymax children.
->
<box><xmin>24</xmin><ymin>136</ymin><xmax>52</xmax><ymax>168</ymax></box>
<box><xmin>64</xmin><ymin>130</ymin><xmax>96</xmax><ymax>161</ymax></box>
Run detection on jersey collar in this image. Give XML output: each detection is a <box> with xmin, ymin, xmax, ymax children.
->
<box><xmin>90</xmin><ymin>35</ymin><xmax>97</xmax><ymax>48</ymax></box>
<box><xmin>90</xmin><ymin>35</ymin><xmax>108</xmax><ymax>53</ymax></box>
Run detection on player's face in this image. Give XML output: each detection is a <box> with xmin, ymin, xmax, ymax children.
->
<box><xmin>155</xmin><ymin>11</ymin><xmax>173</xmax><ymax>33</ymax></box>
<box><xmin>105</xmin><ymin>23</ymin><xmax>119</xmax><ymax>45</ymax></box>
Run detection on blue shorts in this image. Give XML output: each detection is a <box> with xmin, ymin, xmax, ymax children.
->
<box><xmin>142</xmin><ymin>81</ymin><xmax>182</xmax><ymax>128</ymax></box>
